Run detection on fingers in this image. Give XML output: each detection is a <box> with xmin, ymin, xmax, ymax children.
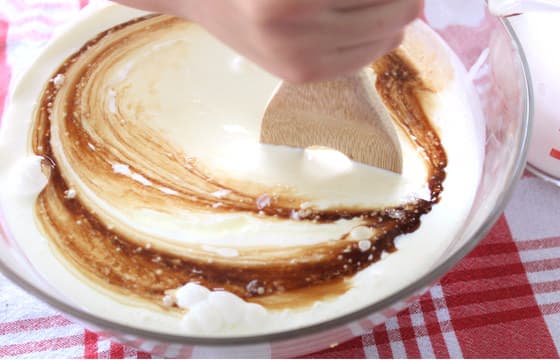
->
<box><xmin>249</xmin><ymin>0</ymin><xmax>418</xmax><ymax>82</ymax></box>
<box><xmin>330</xmin><ymin>0</ymin><xmax>392</xmax><ymax>12</ymax></box>
<box><xmin>267</xmin><ymin>0</ymin><xmax>421</xmax><ymax>55</ymax></box>
<box><xmin>112</xmin><ymin>0</ymin><xmax>189</xmax><ymax>16</ymax></box>
<box><xmin>276</xmin><ymin>32</ymin><xmax>403</xmax><ymax>83</ymax></box>
<box><xmin>327</xmin><ymin>0</ymin><xmax>423</xmax><ymax>48</ymax></box>
<box><xmin>319</xmin><ymin>32</ymin><xmax>404</xmax><ymax>79</ymax></box>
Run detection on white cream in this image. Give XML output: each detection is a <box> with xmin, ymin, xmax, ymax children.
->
<box><xmin>3</xmin><ymin>155</ymin><xmax>48</xmax><ymax>198</ymax></box>
<box><xmin>0</xmin><ymin>3</ymin><xmax>484</xmax><ymax>336</ymax></box>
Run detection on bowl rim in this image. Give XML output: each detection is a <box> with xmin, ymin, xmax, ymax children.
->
<box><xmin>0</xmin><ymin>15</ymin><xmax>533</xmax><ymax>347</ymax></box>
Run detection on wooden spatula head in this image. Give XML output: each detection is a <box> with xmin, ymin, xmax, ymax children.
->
<box><xmin>260</xmin><ymin>69</ymin><xmax>403</xmax><ymax>173</ymax></box>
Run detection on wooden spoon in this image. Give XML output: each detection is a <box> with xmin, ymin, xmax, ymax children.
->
<box><xmin>260</xmin><ymin>69</ymin><xmax>403</xmax><ymax>173</ymax></box>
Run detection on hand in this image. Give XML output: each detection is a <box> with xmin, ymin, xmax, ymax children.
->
<box><xmin>114</xmin><ymin>0</ymin><xmax>423</xmax><ymax>82</ymax></box>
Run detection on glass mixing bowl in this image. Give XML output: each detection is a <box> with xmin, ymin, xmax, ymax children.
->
<box><xmin>0</xmin><ymin>0</ymin><xmax>531</xmax><ymax>357</ymax></box>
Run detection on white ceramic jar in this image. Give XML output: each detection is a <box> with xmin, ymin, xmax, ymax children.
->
<box><xmin>510</xmin><ymin>12</ymin><xmax>560</xmax><ymax>184</ymax></box>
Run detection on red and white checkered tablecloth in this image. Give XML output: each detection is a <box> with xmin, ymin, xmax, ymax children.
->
<box><xmin>1</xmin><ymin>0</ymin><xmax>560</xmax><ymax>358</ymax></box>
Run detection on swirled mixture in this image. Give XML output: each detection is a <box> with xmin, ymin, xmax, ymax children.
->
<box><xmin>0</xmin><ymin>3</ymin><xmax>484</xmax><ymax>335</ymax></box>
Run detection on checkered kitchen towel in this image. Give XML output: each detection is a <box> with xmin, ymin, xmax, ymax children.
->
<box><xmin>1</xmin><ymin>0</ymin><xmax>560</xmax><ymax>358</ymax></box>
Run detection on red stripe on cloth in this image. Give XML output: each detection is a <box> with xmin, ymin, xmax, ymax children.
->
<box><xmin>541</xmin><ymin>302</ymin><xmax>560</xmax><ymax>315</ymax></box>
<box><xmin>442</xmin><ymin>262</ymin><xmax>526</xmax><ymax>284</ymax></box>
<box><xmin>524</xmin><ymin>258</ymin><xmax>560</xmax><ymax>272</ymax></box>
<box><xmin>517</xmin><ymin>236</ymin><xmax>560</xmax><ymax>251</ymax></box>
<box><xmin>443</xmin><ymin>284</ymin><xmax>534</xmax><ymax>308</ymax></box>
<box><xmin>0</xmin><ymin>315</ymin><xmax>72</xmax><ymax>335</ymax></box>
<box><xmin>457</xmin><ymin>253</ymin><xmax>527</xmax><ymax>272</ymax></box>
<box><xmin>83</xmin><ymin>330</ymin><xmax>99</xmax><ymax>359</ymax></box>
<box><xmin>396</xmin><ymin>309</ymin><xmax>421</xmax><ymax>358</ymax></box>
<box><xmin>534</xmin><ymin>280</ymin><xmax>560</xmax><ymax>293</ymax></box>
<box><xmin>373</xmin><ymin>304</ymin><xmax>550</xmax><ymax>344</ymax></box>
<box><xmin>304</xmin><ymin>337</ymin><xmax>365</xmax><ymax>359</ymax></box>
<box><xmin>354</xmin><ymin>302</ymin><xmax>560</xmax><ymax>357</ymax></box>
<box><xmin>110</xmin><ymin>341</ymin><xmax>125</xmax><ymax>358</ymax></box>
<box><xmin>467</xmin><ymin>241</ymin><xmax>519</xmax><ymax>257</ymax></box>
<box><xmin>0</xmin><ymin>334</ymin><xmax>83</xmax><ymax>357</ymax></box>
<box><xmin>418</xmin><ymin>295</ymin><xmax>450</xmax><ymax>358</ymax></box>
<box><xmin>441</xmin><ymin>274</ymin><xmax>532</xmax><ymax>301</ymax></box>
<box><xmin>451</xmin><ymin>305</ymin><xmax>542</xmax><ymax>330</ymax></box>
<box><xmin>137</xmin><ymin>351</ymin><xmax>152</xmax><ymax>359</ymax></box>
<box><xmin>0</xmin><ymin>19</ymin><xmax>12</xmax><ymax>122</ymax></box>
<box><xmin>442</xmin><ymin>217</ymin><xmax>559</xmax><ymax>358</ymax></box>
<box><xmin>372</xmin><ymin>323</ymin><xmax>393</xmax><ymax>358</ymax></box>
<box><xmin>453</xmin><ymin>307</ymin><xmax>559</xmax><ymax>357</ymax></box>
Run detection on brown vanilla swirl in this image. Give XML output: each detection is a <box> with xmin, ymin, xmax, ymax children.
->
<box><xmin>31</xmin><ymin>14</ymin><xmax>447</xmax><ymax>309</ymax></box>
